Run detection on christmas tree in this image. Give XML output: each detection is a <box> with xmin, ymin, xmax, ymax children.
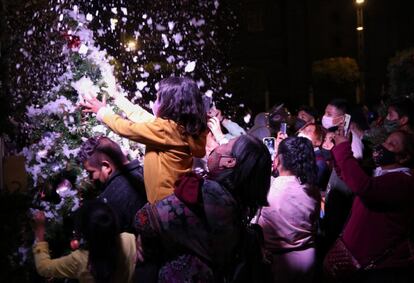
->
<box><xmin>2</xmin><ymin>0</ymin><xmax>240</xmax><ymax>278</ymax></box>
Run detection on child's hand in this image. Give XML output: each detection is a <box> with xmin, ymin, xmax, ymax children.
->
<box><xmin>80</xmin><ymin>94</ymin><xmax>107</xmax><ymax>114</ymax></box>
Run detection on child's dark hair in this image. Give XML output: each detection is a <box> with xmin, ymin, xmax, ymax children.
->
<box><xmin>278</xmin><ymin>136</ymin><xmax>318</xmax><ymax>186</ymax></box>
<box><xmin>76</xmin><ymin>200</ymin><xmax>120</xmax><ymax>283</ymax></box>
<box><xmin>157</xmin><ymin>77</ymin><xmax>207</xmax><ymax>137</ymax></box>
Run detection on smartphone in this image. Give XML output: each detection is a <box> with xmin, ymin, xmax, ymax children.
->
<box><xmin>263</xmin><ymin>137</ymin><xmax>276</xmax><ymax>160</ymax></box>
<box><xmin>280</xmin><ymin>122</ymin><xmax>287</xmax><ymax>135</ymax></box>
<box><xmin>343</xmin><ymin>114</ymin><xmax>351</xmax><ymax>135</ymax></box>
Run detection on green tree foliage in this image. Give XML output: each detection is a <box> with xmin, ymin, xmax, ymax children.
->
<box><xmin>388</xmin><ymin>48</ymin><xmax>414</xmax><ymax>99</ymax></box>
<box><xmin>312</xmin><ymin>57</ymin><xmax>360</xmax><ymax>105</ymax></box>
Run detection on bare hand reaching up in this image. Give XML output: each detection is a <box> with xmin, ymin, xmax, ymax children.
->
<box><xmin>79</xmin><ymin>94</ymin><xmax>107</xmax><ymax>114</ymax></box>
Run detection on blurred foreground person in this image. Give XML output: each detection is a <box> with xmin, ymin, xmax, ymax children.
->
<box><xmin>134</xmin><ymin>135</ymin><xmax>272</xmax><ymax>282</ymax></box>
<box><xmin>324</xmin><ymin>130</ymin><xmax>414</xmax><ymax>283</ymax></box>
<box><xmin>33</xmin><ymin>200</ymin><xmax>137</xmax><ymax>283</ymax></box>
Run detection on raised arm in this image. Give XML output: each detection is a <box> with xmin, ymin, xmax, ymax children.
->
<box><xmin>332</xmin><ymin>141</ymin><xmax>414</xmax><ymax>206</ymax></box>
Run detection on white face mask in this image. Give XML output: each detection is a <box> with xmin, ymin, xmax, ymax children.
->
<box><xmin>322</xmin><ymin>115</ymin><xmax>334</xmax><ymax>129</ymax></box>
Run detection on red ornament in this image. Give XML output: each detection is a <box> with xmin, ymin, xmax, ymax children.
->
<box><xmin>70</xmin><ymin>239</ymin><xmax>80</xmax><ymax>250</ymax></box>
<box><xmin>62</xmin><ymin>32</ymin><xmax>81</xmax><ymax>49</ymax></box>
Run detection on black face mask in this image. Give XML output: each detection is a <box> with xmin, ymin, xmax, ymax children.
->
<box><xmin>372</xmin><ymin>145</ymin><xmax>397</xmax><ymax>167</ymax></box>
<box><xmin>93</xmin><ymin>179</ymin><xmax>105</xmax><ymax>192</ymax></box>
<box><xmin>294</xmin><ymin>118</ymin><xmax>307</xmax><ymax>132</ymax></box>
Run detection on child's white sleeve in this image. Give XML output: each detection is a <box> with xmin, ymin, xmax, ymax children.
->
<box><xmin>114</xmin><ymin>95</ymin><xmax>155</xmax><ymax>123</ymax></box>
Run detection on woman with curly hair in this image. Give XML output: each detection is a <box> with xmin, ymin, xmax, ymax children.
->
<box><xmin>257</xmin><ymin>136</ymin><xmax>321</xmax><ymax>283</ymax></box>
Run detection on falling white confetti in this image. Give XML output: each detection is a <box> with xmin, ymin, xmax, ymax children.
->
<box><xmin>110</xmin><ymin>18</ymin><xmax>118</xmax><ymax>31</ymax></box>
<box><xmin>173</xmin><ymin>33</ymin><xmax>183</xmax><ymax>44</ymax></box>
<box><xmin>161</xmin><ymin>34</ymin><xmax>169</xmax><ymax>48</ymax></box>
<box><xmin>244</xmin><ymin>114</ymin><xmax>251</xmax><ymax>124</ymax></box>
<box><xmin>184</xmin><ymin>61</ymin><xmax>196</xmax><ymax>73</ymax></box>
<box><xmin>136</xmin><ymin>81</ymin><xmax>147</xmax><ymax>90</ymax></box>
<box><xmin>166</xmin><ymin>55</ymin><xmax>175</xmax><ymax>63</ymax></box>
<box><xmin>168</xmin><ymin>21</ymin><xmax>175</xmax><ymax>31</ymax></box>
<box><xmin>86</xmin><ymin>13</ymin><xmax>93</xmax><ymax>21</ymax></box>
<box><xmin>78</xmin><ymin>44</ymin><xmax>88</xmax><ymax>55</ymax></box>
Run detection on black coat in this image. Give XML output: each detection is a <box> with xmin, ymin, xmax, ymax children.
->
<box><xmin>100</xmin><ymin>159</ymin><xmax>147</xmax><ymax>232</ymax></box>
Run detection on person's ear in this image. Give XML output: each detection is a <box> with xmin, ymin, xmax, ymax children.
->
<box><xmin>101</xmin><ymin>160</ymin><xmax>113</xmax><ymax>177</ymax></box>
<box><xmin>219</xmin><ymin>157</ymin><xmax>237</xmax><ymax>169</ymax></box>
<box><xmin>399</xmin><ymin>116</ymin><xmax>408</xmax><ymax>126</ymax></box>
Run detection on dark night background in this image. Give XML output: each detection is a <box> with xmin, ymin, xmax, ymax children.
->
<box><xmin>2</xmin><ymin>0</ymin><xmax>414</xmax><ymax>120</ymax></box>
<box><xmin>229</xmin><ymin>0</ymin><xmax>414</xmax><ymax>111</ymax></box>
<box><xmin>1</xmin><ymin>1</ymin><xmax>414</xmax><ymax>282</ymax></box>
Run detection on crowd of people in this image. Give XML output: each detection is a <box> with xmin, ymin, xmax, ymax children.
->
<box><xmin>31</xmin><ymin>76</ymin><xmax>414</xmax><ymax>283</ymax></box>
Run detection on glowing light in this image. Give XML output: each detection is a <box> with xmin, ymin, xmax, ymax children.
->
<box><xmin>356</xmin><ymin>26</ymin><xmax>364</xmax><ymax>31</ymax></box>
<box><xmin>126</xmin><ymin>40</ymin><xmax>137</xmax><ymax>51</ymax></box>
<box><xmin>356</xmin><ymin>0</ymin><xmax>365</xmax><ymax>4</ymax></box>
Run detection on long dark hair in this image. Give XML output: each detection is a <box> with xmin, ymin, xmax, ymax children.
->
<box><xmin>212</xmin><ymin>135</ymin><xmax>272</xmax><ymax>220</ymax></box>
<box><xmin>278</xmin><ymin>136</ymin><xmax>318</xmax><ymax>187</ymax></box>
<box><xmin>76</xmin><ymin>200</ymin><xmax>120</xmax><ymax>283</ymax></box>
<box><xmin>156</xmin><ymin>76</ymin><xmax>207</xmax><ymax>137</ymax></box>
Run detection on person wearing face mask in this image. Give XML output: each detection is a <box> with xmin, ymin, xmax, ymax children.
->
<box><xmin>383</xmin><ymin>97</ymin><xmax>414</xmax><ymax>134</ymax></box>
<box><xmin>78</xmin><ymin>136</ymin><xmax>147</xmax><ymax>233</ymax></box>
<box><xmin>80</xmin><ymin>77</ymin><xmax>208</xmax><ymax>203</ymax></box>
<box><xmin>298</xmin><ymin>123</ymin><xmax>331</xmax><ymax>191</ymax></box>
<box><xmin>294</xmin><ymin>105</ymin><xmax>319</xmax><ymax>132</ymax></box>
<box><xmin>321</xmin><ymin>99</ymin><xmax>364</xmax><ymax>259</ymax></box>
<box><xmin>322</xmin><ymin>98</ymin><xmax>364</xmax><ymax>159</ymax></box>
<box><xmin>133</xmin><ymin>135</ymin><xmax>272</xmax><ymax>282</ymax></box>
<box><xmin>324</xmin><ymin>130</ymin><xmax>414</xmax><ymax>283</ymax></box>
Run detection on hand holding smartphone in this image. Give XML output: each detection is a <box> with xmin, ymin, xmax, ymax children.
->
<box><xmin>263</xmin><ymin>137</ymin><xmax>276</xmax><ymax>161</ymax></box>
<box><xmin>280</xmin><ymin>122</ymin><xmax>287</xmax><ymax>135</ymax></box>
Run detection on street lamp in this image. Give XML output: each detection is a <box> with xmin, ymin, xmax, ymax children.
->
<box><xmin>126</xmin><ymin>40</ymin><xmax>137</xmax><ymax>52</ymax></box>
<box><xmin>355</xmin><ymin>0</ymin><xmax>365</xmax><ymax>103</ymax></box>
